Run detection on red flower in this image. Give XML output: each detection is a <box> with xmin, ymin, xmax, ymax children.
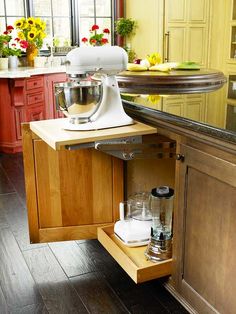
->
<box><xmin>81</xmin><ymin>37</ymin><xmax>88</xmax><ymax>43</ymax></box>
<box><xmin>90</xmin><ymin>39</ymin><xmax>97</xmax><ymax>44</ymax></box>
<box><xmin>91</xmin><ymin>24</ymin><xmax>99</xmax><ymax>31</ymax></box>
<box><xmin>3</xmin><ymin>31</ymin><xmax>8</xmax><ymax>35</ymax></box>
<box><xmin>15</xmin><ymin>38</ymin><xmax>20</xmax><ymax>42</ymax></box>
<box><xmin>20</xmin><ymin>40</ymin><xmax>28</xmax><ymax>49</ymax></box>
<box><xmin>103</xmin><ymin>28</ymin><xmax>110</xmax><ymax>34</ymax></box>
<box><xmin>12</xmin><ymin>43</ymin><xmax>16</xmax><ymax>46</ymax></box>
<box><xmin>7</xmin><ymin>25</ymin><xmax>14</xmax><ymax>31</ymax></box>
<box><xmin>101</xmin><ymin>38</ymin><xmax>108</xmax><ymax>44</ymax></box>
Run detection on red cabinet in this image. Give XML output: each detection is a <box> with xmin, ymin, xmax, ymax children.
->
<box><xmin>44</xmin><ymin>73</ymin><xmax>67</xmax><ymax>119</ymax></box>
<box><xmin>0</xmin><ymin>72</ymin><xmax>66</xmax><ymax>153</ymax></box>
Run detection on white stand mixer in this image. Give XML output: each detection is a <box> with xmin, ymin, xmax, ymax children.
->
<box><xmin>57</xmin><ymin>46</ymin><xmax>134</xmax><ymax>131</ymax></box>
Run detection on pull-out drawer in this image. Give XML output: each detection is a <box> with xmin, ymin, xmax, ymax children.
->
<box><xmin>26</xmin><ymin>91</ymin><xmax>44</xmax><ymax>105</ymax></box>
<box><xmin>26</xmin><ymin>76</ymin><xmax>44</xmax><ymax>91</ymax></box>
<box><xmin>98</xmin><ymin>225</ymin><xmax>172</xmax><ymax>283</ymax></box>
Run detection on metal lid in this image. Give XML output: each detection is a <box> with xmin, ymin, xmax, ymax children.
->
<box><xmin>151</xmin><ymin>186</ymin><xmax>174</xmax><ymax>198</ymax></box>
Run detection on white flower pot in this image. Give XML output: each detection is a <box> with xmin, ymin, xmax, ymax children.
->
<box><xmin>8</xmin><ymin>56</ymin><xmax>18</xmax><ymax>69</ymax></box>
<box><xmin>0</xmin><ymin>58</ymin><xmax>9</xmax><ymax>70</ymax></box>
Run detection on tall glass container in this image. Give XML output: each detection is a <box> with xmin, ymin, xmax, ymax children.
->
<box><xmin>145</xmin><ymin>186</ymin><xmax>174</xmax><ymax>261</ymax></box>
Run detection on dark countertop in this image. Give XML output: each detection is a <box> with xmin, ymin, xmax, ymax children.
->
<box><xmin>118</xmin><ymin>69</ymin><xmax>236</xmax><ymax>145</ymax></box>
<box><xmin>123</xmin><ymin>100</ymin><xmax>236</xmax><ymax>146</ymax></box>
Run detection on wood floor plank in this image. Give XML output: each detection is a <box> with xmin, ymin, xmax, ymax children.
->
<box><xmin>0</xmin><ymin>193</ymin><xmax>47</xmax><ymax>251</ymax></box>
<box><xmin>77</xmin><ymin>239</ymin><xmax>118</xmax><ymax>272</ymax></box>
<box><xmin>10</xmin><ymin>302</ymin><xmax>48</xmax><ymax>314</ymax></box>
<box><xmin>23</xmin><ymin>246</ymin><xmax>88</xmax><ymax>314</ymax></box>
<box><xmin>0</xmin><ymin>153</ymin><xmax>26</xmax><ymax>203</ymax></box>
<box><xmin>0</xmin><ymin>165</ymin><xmax>15</xmax><ymax>194</ymax></box>
<box><xmin>0</xmin><ymin>285</ymin><xmax>8</xmax><ymax>314</ymax></box>
<box><xmin>78</xmin><ymin>240</ymin><xmax>170</xmax><ymax>313</ymax></box>
<box><xmin>70</xmin><ymin>272</ymin><xmax>129</xmax><ymax>314</ymax></box>
<box><xmin>49</xmin><ymin>241</ymin><xmax>96</xmax><ymax>277</ymax></box>
<box><xmin>0</xmin><ymin>228</ymin><xmax>43</xmax><ymax>311</ymax></box>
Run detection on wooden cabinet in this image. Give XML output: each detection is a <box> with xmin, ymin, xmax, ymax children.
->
<box><xmin>173</xmin><ymin>143</ymin><xmax>236</xmax><ymax>314</ymax></box>
<box><xmin>0</xmin><ymin>72</ymin><xmax>67</xmax><ymax>153</ymax></box>
<box><xmin>0</xmin><ymin>76</ymin><xmax>46</xmax><ymax>153</ymax></box>
<box><xmin>22</xmin><ymin>120</ymin><xmax>175</xmax><ymax>284</ymax></box>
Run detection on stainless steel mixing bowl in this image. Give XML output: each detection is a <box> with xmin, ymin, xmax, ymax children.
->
<box><xmin>54</xmin><ymin>80</ymin><xmax>102</xmax><ymax>124</ymax></box>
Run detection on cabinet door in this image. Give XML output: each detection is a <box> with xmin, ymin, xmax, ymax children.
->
<box><xmin>22</xmin><ymin>124</ymin><xmax>123</xmax><ymax>244</ymax></box>
<box><xmin>173</xmin><ymin>144</ymin><xmax>236</xmax><ymax>313</ymax></box>
<box><xmin>165</xmin><ymin>0</ymin><xmax>210</xmax><ymax>65</ymax></box>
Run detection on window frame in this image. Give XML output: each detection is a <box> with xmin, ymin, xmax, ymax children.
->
<box><xmin>0</xmin><ymin>0</ymin><xmax>122</xmax><ymax>46</ymax></box>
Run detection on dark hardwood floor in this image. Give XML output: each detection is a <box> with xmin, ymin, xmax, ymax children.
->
<box><xmin>0</xmin><ymin>153</ymin><xmax>189</xmax><ymax>314</ymax></box>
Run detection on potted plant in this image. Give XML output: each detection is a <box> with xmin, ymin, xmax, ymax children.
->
<box><xmin>81</xmin><ymin>24</ymin><xmax>110</xmax><ymax>46</ymax></box>
<box><xmin>0</xmin><ymin>26</ymin><xmax>13</xmax><ymax>70</ymax></box>
<box><xmin>14</xmin><ymin>17</ymin><xmax>46</xmax><ymax>66</ymax></box>
<box><xmin>115</xmin><ymin>18</ymin><xmax>137</xmax><ymax>48</ymax></box>
<box><xmin>6</xmin><ymin>38</ymin><xmax>28</xmax><ymax>69</ymax></box>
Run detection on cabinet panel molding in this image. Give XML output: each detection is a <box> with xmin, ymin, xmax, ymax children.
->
<box><xmin>173</xmin><ymin>143</ymin><xmax>236</xmax><ymax>313</ymax></box>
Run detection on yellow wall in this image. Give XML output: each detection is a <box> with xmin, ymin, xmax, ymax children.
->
<box><xmin>125</xmin><ymin>0</ymin><xmax>163</xmax><ymax>59</ymax></box>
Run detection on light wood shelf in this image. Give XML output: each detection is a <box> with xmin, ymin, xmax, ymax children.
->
<box><xmin>97</xmin><ymin>225</ymin><xmax>172</xmax><ymax>284</ymax></box>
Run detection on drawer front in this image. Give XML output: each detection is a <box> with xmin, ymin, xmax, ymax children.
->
<box><xmin>27</xmin><ymin>92</ymin><xmax>44</xmax><ymax>106</ymax></box>
<box><xmin>26</xmin><ymin>77</ymin><xmax>44</xmax><ymax>91</ymax></box>
<box><xmin>26</xmin><ymin>104</ymin><xmax>45</xmax><ymax>122</ymax></box>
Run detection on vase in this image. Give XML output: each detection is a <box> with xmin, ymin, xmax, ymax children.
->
<box><xmin>8</xmin><ymin>56</ymin><xmax>18</xmax><ymax>69</ymax></box>
<box><xmin>0</xmin><ymin>57</ymin><xmax>9</xmax><ymax>70</ymax></box>
<box><xmin>26</xmin><ymin>43</ymin><xmax>38</xmax><ymax>67</ymax></box>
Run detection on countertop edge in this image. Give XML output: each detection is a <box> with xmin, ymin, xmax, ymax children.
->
<box><xmin>123</xmin><ymin>101</ymin><xmax>236</xmax><ymax>151</ymax></box>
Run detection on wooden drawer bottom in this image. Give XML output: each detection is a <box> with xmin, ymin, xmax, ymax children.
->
<box><xmin>97</xmin><ymin>225</ymin><xmax>172</xmax><ymax>284</ymax></box>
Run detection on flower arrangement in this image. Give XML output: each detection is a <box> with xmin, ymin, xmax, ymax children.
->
<box><xmin>0</xmin><ymin>26</ymin><xmax>13</xmax><ymax>57</ymax></box>
<box><xmin>14</xmin><ymin>17</ymin><xmax>46</xmax><ymax>49</ymax></box>
<box><xmin>0</xmin><ymin>25</ymin><xmax>28</xmax><ymax>57</ymax></box>
<box><xmin>81</xmin><ymin>24</ymin><xmax>110</xmax><ymax>46</ymax></box>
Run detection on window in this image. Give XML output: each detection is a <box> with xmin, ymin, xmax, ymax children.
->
<box><xmin>31</xmin><ymin>0</ymin><xmax>72</xmax><ymax>47</ymax></box>
<box><xmin>78</xmin><ymin>0</ymin><xmax>114</xmax><ymax>45</ymax></box>
<box><xmin>0</xmin><ymin>0</ymin><xmax>25</xmax><ymax>32</ymax></box>
<box><xmin>0</xmin><ymin>0</ymin><xmax>115</xmax><ymax>47</ymax></box>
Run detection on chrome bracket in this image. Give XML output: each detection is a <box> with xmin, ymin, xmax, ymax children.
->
<box><xmin>65</xmin><ymin>135</ymin><xmax>176</xmax><ymax>161</ymax></box>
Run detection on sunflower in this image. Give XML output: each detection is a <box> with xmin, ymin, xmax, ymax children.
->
<box><xmin>17</xmin><ymin>31</ymin><xmax>25</xmax><ymax>40</ymax></box>
<box><xmin>27</xmin><ymin>30</ymin><xmax>37</xmax><ymax>41</ymax></box>
<box><xmin>27</xmin><ymin>17</ymin><xmax>35</xmax><ymax>27</ymax></box>
<box><xmin>14</xmin><ymin>18</ymin><xmax>24</xmax><ymax>29</ymax></box>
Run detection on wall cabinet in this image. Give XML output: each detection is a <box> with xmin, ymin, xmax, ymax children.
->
<box><xmin>0</xmin><ymin>73</ymin><xmax>66</xmax><ymax>153</ymax></box>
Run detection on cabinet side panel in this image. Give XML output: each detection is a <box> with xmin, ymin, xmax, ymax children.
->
<box><xmin>22</xmin><ymin>123</ymin><xmax>40</xmax><ymax>243</ymax></box>
<box><xmin>126</xmin><ymin>158</ymin><xmax>175</xmax><ymax>196</ymax></box>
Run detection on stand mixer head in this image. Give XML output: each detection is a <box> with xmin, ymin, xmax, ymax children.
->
<box><xmin>55</xmin><ymin>46</ymin><xmax>133</xmax><ymax>130</ymax></box>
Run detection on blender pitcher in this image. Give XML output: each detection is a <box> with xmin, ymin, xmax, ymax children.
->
<box><xmin>145</xmin><ymin>186</ymin><xmax>174</xmax><ymax>261</ymax></box>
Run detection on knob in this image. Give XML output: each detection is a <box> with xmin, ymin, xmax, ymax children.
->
<box><xmin>176</xmin><ymin>154</ymin><xmax>184</xmax><ymax>161</ymax></box>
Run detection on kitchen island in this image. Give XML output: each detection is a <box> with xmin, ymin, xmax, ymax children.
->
<box><xmin>20</xmin><ymin>68</ymin><xmax>236</xmax><ymax>313</ymax></box>
<box><xmin>0</xmin><ymin>66</ymin><xmax>66</xmax><ymax>153</ymax></box>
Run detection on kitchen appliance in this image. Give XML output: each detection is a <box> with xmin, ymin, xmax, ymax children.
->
<box><xmin>114</xmin><ymin>192</ymin><xmax>152</xmax><ymax>247</ymax></box>
<box><xmin>55</xmin><ymin>46</ymin><xmax>133</xmax><ymax>130</ymax></box>
<box><xmin>145</xmin><ymin>186</ymin><xmax>174</xmax><ymax>261</ymax></box>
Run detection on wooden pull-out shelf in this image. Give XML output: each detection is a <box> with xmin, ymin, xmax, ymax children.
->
<box><xmin>29</xmin><ymin>118</ymin><xmax>157</xmax><ymax>150</ymax></box>
<box><xmin>97</xmin><ymin>225</ymin><xmax>172</xmax><ymax>284</ymax></box>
